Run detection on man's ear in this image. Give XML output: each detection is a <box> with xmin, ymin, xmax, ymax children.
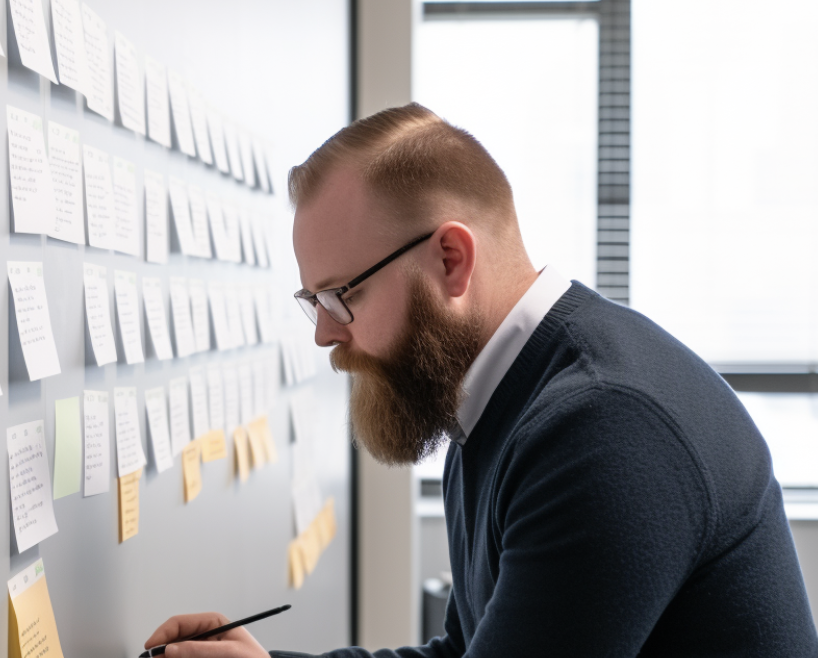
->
<box><xmin>429</xmin><ymin>222</ymin><xmax>476</xmax><ymax>298</ymax></box>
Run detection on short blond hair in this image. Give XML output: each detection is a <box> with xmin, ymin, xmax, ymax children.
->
<box><xmin>289</xmin><ymin>103</ymin><xmax>516</xmax><ymax>233</ymax></box>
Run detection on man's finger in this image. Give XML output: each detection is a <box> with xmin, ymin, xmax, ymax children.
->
<box><xmin>165</xmin><ymin>639</ymin><xmax>266</xmax><ymax>658</ymax></box>
<box><xmin>144</xmin><ymin>612</ymin><xmax>230</xmax><ymax>649</ymax></box>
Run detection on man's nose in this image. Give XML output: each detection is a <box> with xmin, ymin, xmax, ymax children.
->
<box><xmin>314</xmin><ymin>304</ymin><xmax>352</xmax><ymax>347</ymax></box>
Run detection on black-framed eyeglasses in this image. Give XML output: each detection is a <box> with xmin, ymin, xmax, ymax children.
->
<box><xmin>294</xmin><ymin>232</ymin><xmax>434</xmax><ymax>325</ymax></box>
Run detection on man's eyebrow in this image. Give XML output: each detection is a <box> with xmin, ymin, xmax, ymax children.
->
<box><xmin>313</xmin><ymin>275</ymin><xmax>348</xmax><ymax>292</ymax></box>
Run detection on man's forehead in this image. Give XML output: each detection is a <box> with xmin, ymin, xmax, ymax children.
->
<box><xmin>293</xmin><ymin>168</ymin><xmax>392</xmax><ymax>290</ymax></box>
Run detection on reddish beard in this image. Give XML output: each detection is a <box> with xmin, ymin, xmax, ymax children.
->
<box><xmin>330</xmin><ymin>274</ymin><xmax>482</xmax><ymax>466</ymax></box>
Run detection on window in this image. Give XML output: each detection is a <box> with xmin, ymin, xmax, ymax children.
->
<box><xmin>414</xmin><ymin>9</ymin><xmax>599</xmax><ymax>285</ymax></box>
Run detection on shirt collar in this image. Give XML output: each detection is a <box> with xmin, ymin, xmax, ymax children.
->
<box><xmin>452</xmin><ymin>266</ymin><xmax>572</xmax><ymax>445</ymax></box>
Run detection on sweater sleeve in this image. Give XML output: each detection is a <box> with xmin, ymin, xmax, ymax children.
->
<box><xmin>459</xmin><ymin>386</ymin><xmax>714</xmax><ymax>656</ymax></box>
<box><xmin>269</xmin><ymin>586</ymin><xmax>466</xmax><ymax>658</ymax></box>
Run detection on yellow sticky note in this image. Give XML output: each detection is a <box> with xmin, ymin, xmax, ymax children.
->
<box><xmin>288</xmin><ymin>540</ymin><xmax>305</xmax><ymax>590</ymax></box>
<box><xmin>247</xmin><ymin>416</ymin><xmax>277</xmax><ymax>464</ymax></box>
<box><xmin>300</xmin><ymin>523</ymin><xmax>322</xmax><ymax>575</ymax></box>
<box><xmin>8</xmin><ymin>559</ymin><xmax>64</xmax><ymax>658</ymax></box>
<box><xmin>118</xmin><ymin>468</ymin><xmax>142</xmax><ymax>543</ymax></box>
<box><xmin>200</xmin><ymin>429</ymin><xmax>227</xmax><ymax>462</ymax></box>
<box><xmin>233</xmin><ymin>427</ymin><xmax>250</xmax><ymax>483</ymax></box>
<box><xmin>245</xmin><ymin>422</ymin><xmax>266</xmax><ymax>469</ymax></box>
<box><xmin>182</xmin><ymin>441</ymin><xmax>202</xmax><ymax>503</ymax></box>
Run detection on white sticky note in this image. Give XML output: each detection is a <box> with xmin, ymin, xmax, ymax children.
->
<box><xmin>169</xmin><ymin>277</ymin><xmax>195</xmax><ymax>358</ymax></box>
<box><xmin>7</xmin><ymin>420</ymin><xmax>59</xmax><ymax>552</ymax></box>
<box><xmin>223</xmin><ymin>120</ymin><xmax>243</xmax><ymax>181</ymax></box>
<box><xmin>52</xmin><ymin>0</ymin><xmax>90</xmax><ymax>94</ymax></box>
<box><xmin>47</xmin><ymin>121</ymin><xmax>85</xmax><ymax>245</ymax></box>
<box><xmin>206</xmin><ymin>366</ymin><xmax>224</xmax><ymax>433</ymax></box>
<box><xmin>221</xmin><ymin>203</ymin><xmax>242</xmax><ymax>263</ymax></box>
<box><xmin>144</xmin><ymin>169</ymin><xmax>168</xmax><ymax>264</ymax></box>
<box><xmin>187</xmin><ymin>84</ymin><xmax>212</xmax><ymax>165</ymax></box>
<box><xmin>238</xmin><ymin>130</ymin><xmax>256</xmax><ymax>188</ymax></box>
<box><xmin>264</xmin><ymin>144</ymin><xmax>279</xmax><ymax>195</ymax></box>
<box><xmin>240</xmin><ymin>288</ymin><xmax>259</xmax><ymax>346</ymax></box>
<box><xmin>222</xmin><ymin>364</ymin><xmax>239</xmax><ymax>435</ymax></box>
<box><xmin>265</xmin><ymin>214</ymin><xmax>278</xmax><ymax>270</ymax></box>
<box><xmin>254</xmin><ymin>287</ymin><xmax>275</xmax><ymax>344</ymax></box>
<box><xmin>207</xmin><ymin>107</ymin><xmax>230</xmax><ymax>174</ymax></box>
<box><xmin>205</xmin><ymin>193</ymin><xmax>229</xmax><ymax>261</ymax></box>
<box><xmin>207</xmin><ymin>283</ymin><xmax>232</xmax><ymax>351</ymax></box>
<box><xmin>188</xmin><ymin>278</ymin><xmax>210</xmax><ymax>353</ymax></box>
<box><xmin>82</xmin><ymin>144</ymin><xmax>115</xmax><ymax>250</ymax></box>
<box><xmin>82</xmin><ymin>3</ymin><xmax>114</xmax><ymax>121</ymax></box>
<box><xmin>251</xmin><ymin>213</ymin><xmax>270</xmax><ymax>268</ymax></box>
<box><xmin>168</xmin><ymin>377</ymin><xmax>191</xmax><ymax>456</ymax></box>
<box><xmin>113</xmin><ymin>387</ymin><xmax>146</xmax><ymax>477</ymax></box>
<box><xmin>112</xmin><ymin>157</ymin><xmax>139</xmax><ymax>256</ymax></box>
<box><xmin>168</xmin><ymin>176</ymin><xmax>196</xmax><ymax>256</ymax></box>
<box><xmin>167</xmin><ymin>69</ymin><xmax>195</xmax><ymax>157</ymax></box>
<box><xmin>188</xmin><ymin>366</ymin><xmax>210</xmax><ymax>440</ymax></box>
<box><xmin>9</xmin><ymin>0</ymin><xmax>58</xmax><ymax>83</ymax></box>
<box><xmin>187</xmin><ymin>184</ymin><xmax>212</xmax><ymax>259</ymax></box>
<box><xmin>225</xmin><ymin>291</ymin><xmax>245</xmax><ymax>349</ymax></box>
<box><xmin>113</xmin><ymin>31</ymin><xmax>145</xmax><ymax>135</ymax></box>
<box><xmin>253</xmin><ymin>138</ymin><xmax>271</xmax><ymax>193</ymax></box>
<box><xmin>8</xmin><ymin>262</ymin><xmax>61</xmax><ymax>381</ymax></box>
<box><xmin>82</xmin><ymin>263</ymin><xmax>117</xmax><ymax>366</ymax></box>
<box><xmin>145</xmin><ymin>56</ymin><xmax>171</xmax><ymax>148</ymax></box>
<box><xmin>114</xmin><ymin>269</ymin><xmax>144</xmax><ymax>364</ymax></box>
<box><xmin>253</xmin><ymin>361</ymin><xmax>266</xmax><ymax>418</ymax></box>
<box><xmin>238</xmin><ymin>208</ymin><xmax>256</xmax><ymax>265</ymax></box>
<box><xmin>144</xmin><ymin>387</ymin><xmax>173</xmax><ymax>473</ymax></box>
<box><xmin>83</xmin><ymin>390</ymin><xmax>110</xmax><ymax>496</ymax></box>
<box><xmin>7</xmin><ymin>106</ymin><xmax>57</xmax><ymax>235</ymax></box>
<box><xmin>239</xmin><ymin>363</ymin><xmax>253</xmax><ymax>425</ymax></box>
<box><xmin>142</xmin><ymin>277</ymin><xmax>173</xmax><ymax>361</ymax></box>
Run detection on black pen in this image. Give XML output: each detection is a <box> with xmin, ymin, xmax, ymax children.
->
<box><xmin>140</xmin><ymin>604</ymin><xmax>292</xmax><ymax>657</ymax></box>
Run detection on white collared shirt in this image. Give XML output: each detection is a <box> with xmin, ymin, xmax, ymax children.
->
<box><xmin>450</xmin><ymin>266</ymin><xmax>572</xmax><ymax>446</ymax></box>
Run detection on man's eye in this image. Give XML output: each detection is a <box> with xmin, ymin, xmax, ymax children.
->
<box><xmin>345</xmin><ymin>291</ymin><xmax>361</xmax><ymax>305</ymax></box>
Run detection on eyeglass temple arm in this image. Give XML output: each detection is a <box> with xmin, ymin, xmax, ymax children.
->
<box><xmin>346</xmin><ymin>232</ymin><xmax>434</xmax><ymax>290</ymax></box>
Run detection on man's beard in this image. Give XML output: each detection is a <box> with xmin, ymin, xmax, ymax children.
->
<box><xmin>330</xmin><ymin>274</ymin><xmax>482</xmax><ymax>466</ymax></box>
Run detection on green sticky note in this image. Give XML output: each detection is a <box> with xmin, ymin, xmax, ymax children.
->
<box><xmin>53</xmin><ymin>397</ymin><xmax>82</xmax><ymax>499</ymax></box>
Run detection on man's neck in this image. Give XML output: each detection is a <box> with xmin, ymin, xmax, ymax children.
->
<box><xmin>475</xmin><ymin>267</ymin><xmax>540</xmax><ymax>355</ymax></box>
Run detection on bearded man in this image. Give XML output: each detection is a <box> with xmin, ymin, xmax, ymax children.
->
<box><xmin>147</xmin><ymin>104</ymin><xmax>817</xmax><ymax>657</ymax></box>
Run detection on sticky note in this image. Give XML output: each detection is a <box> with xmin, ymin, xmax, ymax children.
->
<box><xmin>8</xmin><ymin>262</ymin><xmax>62</xmax><ymax>381</ymax></box>
<box><xmin>238</xmin><ymin>129</ymin><xmax>256</xmax><ymax>188</ymax></box>
<box><xmin>223</xmin><ymin>364</ymin><xmax>240</xmax><ymax>436</ymax></box>
<box><xmin>169</xmin><ymin>278</ymin><xmax>196</xmax><ymax>358</ymax></box>
<box><xmin>144</xmin><ymin>387</ymin><xmax>173</xmax><ymax>473</ymax></box>
<box><xmin>52</xmin><ymin>0</ymin><xmax>90</xmax><ymax>94</ymax></box>
<box><xmin>187</xmin><ymin>84</ymin><xmax>212</xmax><ymax>165</ymax></box>
<box><xmin>47</xmin><ymin>121</ymin><xmax>85</xmax><ymax>244</ymax></box>
<box><xmin>83</xmin><ymin>263</ymin><xmax>117</xmax><ymax>366</ymax></box>
<box><xmin>82</xmin><ymin>3</ymin><xmax>114</xmax><ymax>122</ymax></box>
<box><xmin>9</xmin><ymin>0</ymin><xmax>58</xmax><ymax>83</ymax></box>
<box><xmin>168</xmin><ymin>177</ymin><xmax>197</xmax><ymax>256</ymax></box>
<box><xmin>8</xmin><ymin>559</ymin><xmax>64</xmax><ymax>658</ymax></box>
<box><xmin>82</xmin><ymin>144</ymin><xmax>115</xmax><ymax>249</ymax></box>
<box><xmin>208</xmin><ymin>284</ymin><xmax>233</xmax><ymax>351</ymax></box>
<box><xmin>118</xmin><ymin>467</ymin><xmax>141</xmax><ymax>542</ymax></box>
<box><xmin>188</xmin><ymin>184</ymin><xmax>211</xmax><ymax>258</ymax></box>
<box><xmin>167</xmin><ymin>69</ymin><xmax>195</xmax><ymax>157</ymax></box>
<box><xmin>233</xmin><ymin>427</ymin><xmax>250</xmax><ymax>483</ymax></box>
<box><xmin>206</xmin><ymin>107</ymin><xmax>230</xmax><ymax>174</ymax></box>
<box><xmin>200</xmin><ymin>430</ymin><xmax>226</xmax><ymax>463</ymax></box>
<box><xmin>288</xmin><ymin>540</ymin><xmax>305</xmax><ymax>590</ymax></box>
<box><xmin>53</xmin><ymin>397</ymin><xmax>82</xmax><ymax>499</ymax></box>
<box><xmin>145</xmin><ymin>56</ymin><xmax>171</xmax><ymax>148</ymax></box>
<box><xmin>113</xmin><ymin>387</ymin><xmax>146</xmax><ymax>477</ymax></box>
<box><xmin>83</xmin><ymin>390</ymin><xmax>110</xmax><ymax>497</ymax></box>
<box><xmin>182</xmin><ymin>441</ymin><xmax>202</xmax><ymax>503</ymax></box>
<box><xmin>168</xmin><ymin>377</ymin><xmax>191</xmax><ymax>457</ymax></box>
<box><xmin>246</xmin><ymin>422</ymin><xmax>266</xmax><ymax>470</ymax></box>
<box><xmin>144</xmin><ymin>169</ymin><xmax>169</xmax><ymax>264</ymax></box>
<box><xmin>112</xmin><ymin>156</ymin><xmax>140</xmax><ymax>256</ymax></box>
<box><xmin>188</xmin><ymin>366</ymin><xmax>210</xmax><ymax>440</ymax></box>
<box><xmin>114</xmin><ymin>31</ymin><xmax>146</xmax><ymax>135</ymax></box>
<box><xmin>7</xmin><ymin>106</ymin><xmax>57</xmax><ymax>235</ymax></box>
<box><xmin>239</xmin><ymin>209</ymin><xmax>255</xmax><ymax>265</ymax></box>
<box><xmin>247</xmin><ymin>416</ymin><xmax>277</xmax><ymax>465</ymax></box>
<box><xmin>207</xmin><ymin>366</ymin><xmax>225</xmax><ymax>434</ymax></box>
<box><xmin>7</xmin><ymin>420</ymin><xmax>59</xmax><ymax>552</ymax></box>
<box><xmin>142</xmin><ymin>277</ymin><xmax>173</xmax><ymax>361</ymax></box>
<box><xmin>114</xmin><ymin>270</ymin><xmax>144</xmax><ymax>364</ymax></box>
<box><xmin>188</xmin><ymin>278</ymin><xmax>210</xmax><ymax>353</ymax></box>
<box><xmin>300</xmin><ymin>524</ymin><xmax>322</xmax><ymax>575</ymax></box>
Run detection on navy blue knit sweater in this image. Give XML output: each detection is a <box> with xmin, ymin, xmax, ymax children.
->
<box><xmin>273</xmin><ymin>282</ymin><xmax>818</xmax><ymax>657</ymax></box>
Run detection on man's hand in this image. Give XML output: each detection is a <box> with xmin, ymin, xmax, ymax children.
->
<box><xmin>145</xmin><ymin>612</ymin><xmax>271</xmax><ymax>658</ymax></box>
